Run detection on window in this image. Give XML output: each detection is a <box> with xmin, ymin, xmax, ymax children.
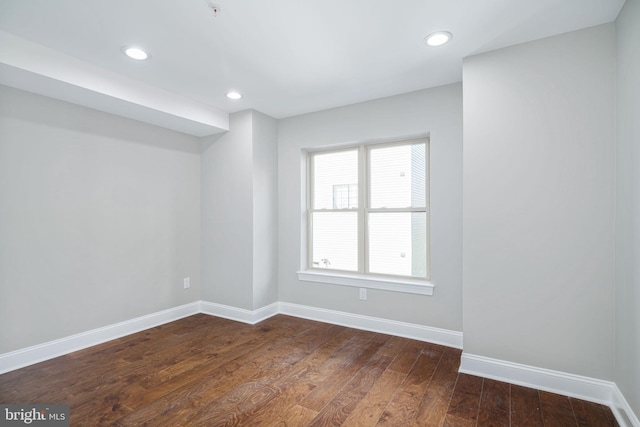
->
<box><xmin>306</xmin><ymin>138</ymin><xmax>430</xmax><ymax>283</ymax></box>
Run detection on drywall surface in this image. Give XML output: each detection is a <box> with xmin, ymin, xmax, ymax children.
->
<box><xmin>462</xmin><ymin>24</ymin><xmax>616</xmax><ymax>379</ymax></box>
<box><xmin>0</xmin><ymin>85</ymin><xmax>201</xmax><ymax>353</ymax></box>
<box><xmin>615</xmin><ymin>0</ymin><xmax>640</xmax><ymax>416</ymax></box>
<box><xmin>200</xmin><ymin>111</ymin><xmax>254</xmax><ymax>310</ymax></box>
<box><xmin>252</xmin><ymin>111</ymin><xmax>279</xmax><ymax>309</ymax></box>
<box><xmin>201</xmin><ymin>110</ymin><xmax>279</xmax><ymax>311</ymax></box>
<box><xmin>278</xmin><ymin>84</ymin><xmax>463</xmax><ymax>331</ymax></box>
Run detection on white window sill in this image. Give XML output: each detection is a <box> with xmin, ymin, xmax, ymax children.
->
<box><xmin>296</xmin><ymin>270</ymin><xmax>434</xmax><ymax>296</ymax></box>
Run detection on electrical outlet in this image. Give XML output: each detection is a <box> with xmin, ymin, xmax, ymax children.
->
<box><xmin>183</xmin><ymin>277</ymin><xmax>190</xmax><ymax>289</ymax></box>
<box><xmin>359</xmin><ymin>288</ymin><xmax>367</xmax><ymax>300</ymax></box>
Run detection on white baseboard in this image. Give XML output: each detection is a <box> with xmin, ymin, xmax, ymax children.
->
<box><xmin>612</xmin><ymin>384</ymin><xmax>640</xmax><ymax>427</ymax></box>
<box><xmin>0</xmin><ymin>302</ymin><xmax>200</xmax><ymax>375</ymax></box>
<box><xmin>459</xmin><ymin>352</ymin><xmax>613</xmax><ymax>403</ymax></box>
<box><xmin>199</xmin><ymin>301</ymin><xmax>279</xmax><ymax>324</ymax></box>
<box><xmin>459</xmin><ymin>352</ymin><xmax>639</xmax><ymax>427</ymax></box>
<box><xmin>277</xmin><ymin>302</ymin><xmax>463</xmax><ymax>349</ymax></box>
<box><xmin>197</xmin><ymin>300</ymin><xmax>462</xmax><ymax>348</ymax></box>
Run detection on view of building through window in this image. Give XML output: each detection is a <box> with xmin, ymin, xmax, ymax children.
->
<box><xmin>311</xmin><ymin>149</ymin><xmax>359</xmax><ymax>271</ymax></box>
<box><xmin>309</xmin><ymin>140</ymin><xmax>428</xmax><ymax>278</ymax></box>
<box><xmin>332</xmin><ymin>183</ymin><xmax>358</xmax><ymax>209</ymax></box>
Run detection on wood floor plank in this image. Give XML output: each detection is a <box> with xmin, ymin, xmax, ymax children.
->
<box><xmin>233</xmin><ymin>327</ymin><xmax>356</xmax><ymax>426</ymax></box>
<box><xmin>511</xmin><ymin>384</ymin><xmax>543</xmax><ymax>427</ymax></box>
<box><xmin>377</xmin><ymin>335</ymin><xmax>411</xmax><ymax>358</ymax></box>
<box><xmin>307</xmin><ymin>344</ymin><xmax>396</xmax><ymax>426</ymax></box>
<box><xmin>113</xmin><ymin>323</ymin><xmax>325</xmax><ymax>426</ymax></box>
<box><xmin>414</xmin><ymin>347</ymin><xmax>461</xmax><ymax>426</ymax></box>
<box><xmin>2</xmin><ymin>315</ymin><xmax>256</xmax><ymax>406</ymax></box>
<box><xmin>604</xmin><ymin>403</ymin><xmax>620</xmax><ymax>427</ymax></box>
<box><xmin>376</xmin><ymin>343</ymin><xmax>444</xmax><ymax>426</ymax></box>
<box><xmin>195</xmin><ymin>323</ymin><xmax>355</xmax><ymax>427</ymax></box>
<box><xmin>570</xmin><ymin>397</ymin><xmax>617</xmax><ymax>427</ymax></box>
<box><xmin>0</xmin><ymin>314</ymin><xmax>619</xmax><ymax>427</ymax></box>
<box><xmin>341</xmin><ymin>368</ymin><xmax>406</xmax><ymax>427</ymax></box>
<box><xmin>82</xmin><ymin>317</ymin><xmax>307</xmax><ymax>426</ymax></box>
<box><xmin>341</xmin><ymin>337</ymin><xmax>411</xmax><ymax>427</ymax></box>
<box><xmin>179</xmin><ymin>325</ymin><xmax>347</xmax><ymax>426</ymax></box>
<box><xmin>298</xmin><ymin>331</ymin><xmax>388</xmax><ymax>412</ymax></box>
<box><xmin>386</xmin><ymin>339</ymin><xmax>425</xmax><ymax>375</ymax></box>
<box><xmin>270</xmin><ymin>404</ymin><xmax>318</xmax><ymax>427</ymax></box>
<box><xmin>442</xmin><ymin>373</ymin><xmax>484</xmax><ymax>427</ymax></box>
<box><xmin>477</xmin><ymin>378</ymin><xmax>510</xmax><ymax>427</ymax></box>
<box><xmin>540</xmin><ymin>390</ymin><xmax>578</xmax><ymax>427</ymax></box>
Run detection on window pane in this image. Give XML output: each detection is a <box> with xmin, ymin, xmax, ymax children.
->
<box><xmin>368</xmin><ymin>212</ymin><xmax>427</xmax><ymax>277</ymax></box>
<box><xmin>312</xmin><ymin>150</ymin><xmax>358</xmax><ymax>209</ymax></box>
<box><xmin>311</xmin><ymin>212</ymin><xmax>358</xmax><ymax>271</ymax></box>
<box><xmin>370</xmin><ymin>143</ymin><xmax>426</xmax><ymax>208</ymax></box>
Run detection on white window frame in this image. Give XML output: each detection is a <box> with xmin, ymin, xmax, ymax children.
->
<box><xmin>297</xmin><ymin>138</ymin><xmax>434</xmax><ymax>296</ymax></box>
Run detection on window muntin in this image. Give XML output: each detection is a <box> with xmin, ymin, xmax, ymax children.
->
<box><xmin>308</xmin><ymin>139</ymin><xmax>429</xmax><ymax>280</ymax></box>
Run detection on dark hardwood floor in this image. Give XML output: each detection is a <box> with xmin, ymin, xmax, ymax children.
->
<box><xmin>0</xmin><ymin>314</ymin><xmax>618</xmax><ymax>426</ymax></box>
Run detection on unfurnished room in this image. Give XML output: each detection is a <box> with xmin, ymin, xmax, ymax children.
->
<box><xmin>0</xmin><ymin>0</ymin><xmax>638</xmax><ymax>426</ymax></box>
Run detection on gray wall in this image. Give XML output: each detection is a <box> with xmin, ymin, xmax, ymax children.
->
<box><xmin>277</xmin><ymin>84</ymin><xmax>463</xmax><ymax>331</ymax></box>
<box><xmin>615</xmin><ymin>0</ymin><xmax>640</xmax><ymax>416</ymax></box>
<box><xmin>0</xmin><ymin>85</ymin><xmax>201</xmax><ymax>353</ymax></box>
<box><xmin>201</xmin><ymin>110</ymin><xmax>278</xmax><ymax>310</ymax></box>
<box><xmin>252</xmin><ymin>111</ymin><xmax>279</xmax><ymax>309</ymax></box>
<box><xmin>201</xmin><ymin>111</ymin><xmax>254</xmax><ymax>309</ymax></box>
<box><xmin>462</xmin><ymin>24</ymin><xmax>616</xmax><ymax>380</ymax></box>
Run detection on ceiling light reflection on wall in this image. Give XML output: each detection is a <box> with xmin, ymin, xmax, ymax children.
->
<box><xmin>226</xmin><ymin>91</ymin><xmax>242</xmax><ymax>100</ymax></box>
<box><xmin>424</xmin><ymin>31</ymin><xmax>452</xmax><ymax>47</ymax></box>
<box><xmin>123</xmin><ymin>47</ymin><xmax>149</xmax><ymax>60</ymax></box>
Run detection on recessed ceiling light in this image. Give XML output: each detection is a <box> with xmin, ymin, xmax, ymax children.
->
<box><xmin>424</xmin><ymin>31</ymin><xmax>452</xmax><ymax>47</ymax></box>
<box><xmin>226</xmin><ymin>91</ymin><xmax>242</xmax><ymax>100</ymax></box>
<box><xmin>123</xmin><ymin>47</ymin><xmax>149</xmax><ymax>60</ymax></box>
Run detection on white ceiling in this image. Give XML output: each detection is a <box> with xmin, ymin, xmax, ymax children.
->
<box><xmin>0</xmin><ymin>0</ymin><xmax>625</xmax><ymax>136</ymax></box>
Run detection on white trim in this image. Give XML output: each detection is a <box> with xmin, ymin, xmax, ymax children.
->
<box><xmin>0</xmin><ymin>302</ymin><xmax>200</xmax><ymax>375</ymax></box>
<box><xmin>459</xmin><ymin>352</ymin><xmax>639</xmax><ymax>427</ymax></box>
<box><xmin>612</xmin><ymin>384</ymin><xmax>640</xmax><ymax>427</ymax></box>
<box><xmin>297</xmin><ymin>270</ymin><xmax>434</xmax><ymax>295</ymax></box>
<box><xmin>277</xmin><ymin>302</ymin><xmax>462</xmax><ymax>348</ymax></box>
<box><xmin>199</xmin><ymin>301</ymin><xmax>279</xmax><ymax>325</ymax></box>
<box><xmin>306</xmin><ymin>138</ymin><xmax>431</xmax><ymax>282</ymax></box>
<box><xmin>459</xmin><ymin>352</ymin><xmax>613</xmax><ymax>404</ymax></box>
